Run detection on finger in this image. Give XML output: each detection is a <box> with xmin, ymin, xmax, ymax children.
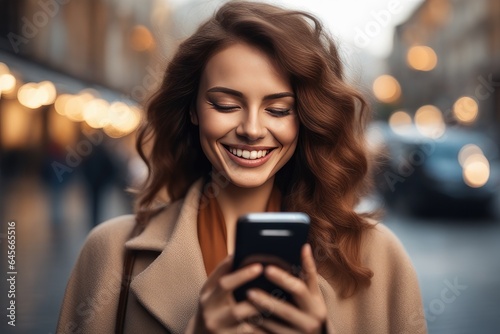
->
<box><xmin>258</xmin><ymin>318</ymin><xmax>299</xmax><ymax>334</ymax></box>
<box><xmin>214</xmin><ymin>263</ymin><xmax>263</xmax><ymax>295</ymax></box>
<box><xmin>231</xmin><ymin>301</ymin><xmax>262</xmax><ymax>323</ymax></box>
<box><xmin>209</xmin><ymin>301</ymin><xmax>262</xmax><ymax>329</ymax></box>
<box><xmin>264</xmin><ymin>265</ymin><xmax>313</xmax><ymax>310</ymax></box>
<box><xmin>201</xmin><ymin>255</ymin><xmax>234</xmax><ymax>294</ymax></box>
<box><xmin>249</xmin><ymin>289</ymin><xmax>325</xmax><ymax>334</ymax></box>
<box><xmin>235</xmin><ymin>321</ymin><xmax>267</xmax><ymax>334</ymax></box>
<box><xmin>301</xmin><ymin>244</ymin><xmax>321</xmax><ymax>294</ymax></box>
<box><xmin>247</xmin><ymin>288</ymin><xmax>310</xmax><ymax>329</ymax></box>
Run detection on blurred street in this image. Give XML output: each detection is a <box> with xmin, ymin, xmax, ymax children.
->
<box><xmin>384</xmin><ymin>206</ymin><xmax>500</xmax><ymax>334</ymax></box>
<box><xmin>1</xmin><ymin>178</ymin><xmax>499</xmax><ymax>333</ymax></box>
<box><xmin>0</xmin><ymin>176</ymin><xmax>132</xmax><ymax>334</ymax></box>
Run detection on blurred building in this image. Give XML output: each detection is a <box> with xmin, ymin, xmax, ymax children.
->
<box><xmin>0</xmin><ymin>0</ymin><xmax>182</xmax><ymax>164</ymax></box>
<box><xmin>0</xmin><ymin>0</ymin><xmax>185</xmax><ymax>226</ymax></box>
<box><xmin>0</xmin><ymin>0</ymin><xmax>178</xmax><ymax>97</ymax></box>
<box><xmin>387</xmin><ymin>0</ymin><xmax>500</xmax><ymax>135</ymax></box>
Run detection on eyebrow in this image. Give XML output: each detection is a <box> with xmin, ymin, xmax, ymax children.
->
<box><xmin>206</xmin><ymin>86</ymin><xmax>295</xmax><ymax>100</ymax></box>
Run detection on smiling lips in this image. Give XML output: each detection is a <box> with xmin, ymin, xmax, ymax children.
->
<box><xmin>223</xmin><ymin>145</ymin><xmax>276</xmax><ymax>167</ymax></box>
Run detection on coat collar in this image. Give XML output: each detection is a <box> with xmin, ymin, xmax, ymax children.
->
<box><xmin>127</xmin><ymin>179</ymin><xmax>207</xmax><ymax>333</ymax></box>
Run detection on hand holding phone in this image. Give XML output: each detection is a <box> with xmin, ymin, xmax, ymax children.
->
<box><xmin>231</xmin><ymin>212</ymin><xmax>310</xmax><ymax>303</ymax></box>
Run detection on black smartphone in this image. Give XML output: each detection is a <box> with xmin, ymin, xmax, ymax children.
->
<box><xmin>232</xmin><ymin>212</ymin><xmax>310</xmax><ymax>303</ymax></box>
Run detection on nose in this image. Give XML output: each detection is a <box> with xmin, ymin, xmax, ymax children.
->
<box><xmin>236</xmin><ymin>108</ymin><xmax>267</xmax><ymax>141</ymax></box>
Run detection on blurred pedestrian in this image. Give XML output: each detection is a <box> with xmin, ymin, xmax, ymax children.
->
<box><xmin>80</xmin><ymin>139</ymin><xmax>119</xmax><ymax>227</ymax></box>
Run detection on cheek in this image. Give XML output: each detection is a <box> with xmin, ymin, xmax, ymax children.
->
<box><xmin>270</xmin><ymin>117</ymin><xmax>299</xmax><ymax>146</ymax></box>
<box><xmin>198</xmin><ymin>118</ymin><xmax>219</xmax><ymax>141</ymax></box>
<box><xmin>198</xmin><ymin>112</ymin><xmax>229</xmax><ymax>140</ymax></box>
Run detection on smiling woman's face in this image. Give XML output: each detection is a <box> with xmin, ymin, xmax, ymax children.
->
<box><xmin>194</xmin><ymin>42</ymin><xmax>299</xmax><ymax>189</ymax></box>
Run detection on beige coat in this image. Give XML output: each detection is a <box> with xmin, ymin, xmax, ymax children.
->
<box><xmin>57</xmin><ymin>179</ymin><xmax>427</xmax><ymax>333</ymax></box>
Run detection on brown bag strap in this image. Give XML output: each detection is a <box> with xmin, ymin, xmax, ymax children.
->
<box><xmin>115</xmin><ymin>222</ymin><xmax>144</xmax><ymax>334</ymax></box>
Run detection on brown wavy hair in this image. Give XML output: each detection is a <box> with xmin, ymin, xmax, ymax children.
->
<box><xmin>135</xmin><ymin>0</ymin><xmax>374</xmax><ymax>297</ymax></box>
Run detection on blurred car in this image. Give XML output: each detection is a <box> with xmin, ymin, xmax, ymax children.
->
<box><xmin>369</xmin><ymin>122</ymin><xmax>500</xmax><ymax>217</ymax></box>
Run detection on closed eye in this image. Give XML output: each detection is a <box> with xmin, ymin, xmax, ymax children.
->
<box><xmin>266</xmin><ymin>108</ymin><xmax>292</xmax><ymax>117</ymax></box>
<box><xmin>207</xmin><ymin>101</ymin><xmax>240</xmax><ymax>112</ymax></box>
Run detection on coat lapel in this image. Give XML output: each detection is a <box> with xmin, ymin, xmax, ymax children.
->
<box><xmin>127</xmin><ymin>179</ymin><xmax>207</xmax><ymax>333</ymax></box>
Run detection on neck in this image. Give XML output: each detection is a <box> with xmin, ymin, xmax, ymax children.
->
<box><xmin>214</xmin><ymin>175</ymin><xmax>275</xmax><ymax>237</ymax></box>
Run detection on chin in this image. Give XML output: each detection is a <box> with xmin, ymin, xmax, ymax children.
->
<box><xmin>224</xmin><ymin>171</ymin><xmax>273</xmax><ymax>189</ymax></box>
<box><xmin>227</xmin><ymin>178</ymin><xmax>268</xmax><ymax>189</ymax></box>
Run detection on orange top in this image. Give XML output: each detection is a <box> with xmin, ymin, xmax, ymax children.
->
<box><xmin>197</xmin><ymin>182</ymin><xmax>281</xmax><ymax>276</ymax></box>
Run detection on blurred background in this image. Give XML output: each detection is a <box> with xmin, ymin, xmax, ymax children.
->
<box><xmin>0</xmin><ymin>0</ymin><xmax>499</xmax><ymax>333</ymax></box>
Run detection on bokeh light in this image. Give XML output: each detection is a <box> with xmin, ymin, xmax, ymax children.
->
<box><xmin>54</xmin><ymin>94</ymin><xmax>72</xmax><ymax>116</ymax></box>
<box><xmin>18</xmin><ymin>83</ymin><xmax>42</xmax><ymax>109</ymax></box>
<box><xmin>453</xmin><ymin>96</ymin><xmax>478</xmax><ymax>124</ymax></box>
<box><xmin>17</xmin><ymin>81</ymin><xmax>57</xmax><ymax>108</ymax></box>
<box><xmin>389</xmin><ymin>110</ymin><xmax>413</xmax><ymax>135</ymax></box>
<box><xmin>104</xmin><ymin>102</ymin><xmax>141</xmax><ymax>138</ymax></box>
<box><xmin>83</xmin><ymin>98</ymin><xmax>110</xmax><ymax>129</ymax></box>
<box><xmin>130</xmin><ymin>25</ymin><xmax>155</xmax><ymax>52</ymax></box>
<box><xmin>407</xmin><ymin>46</ymin><xmax>438</xmax><ymax>71</ymax></box>
<box><xmin>54</xmin><ymin>91</ymin><xmax>140</xmax><ymax>138</ymax></box>
<box><xmin>458</xmin><ymin>144</ymin><xmax>490</xmax><ymax>188</ymax></box>
<box><xmin>414</xmin><ymin>105</ymin><xmax>445</xmax><ymax>138</ymax></box>
<box><xmin>64</xmin><ymin>92</ymin><xmax>94</xmax><ymax>122</ymax></box>
<box><xmin>372</xmin><ymin>75</ymin><xmax>401</xmax><ymax>103</ymax></box>
<box><xmin>0</xmin><ymin>73</ymin><xmax>17</xmax><ymax>95</ymax></box>
<box><xmin>38</xmin><ymin>81</ymin><xmax>57</xmax><ymax>105</ymax></box>
<box><xmin>462</xmin><ymin>154</ymin><xmax>490</xmax><ymax>188</ymax></box>
<box><xmin>458</xmin><ymin>144</ymin><xmax>484</xmax><ymax>167</ymax></box>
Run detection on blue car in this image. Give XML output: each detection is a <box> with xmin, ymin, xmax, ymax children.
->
<box><xmin>370</xmin><ymin>123</ymin><xmax>500</xmax><ymax>217</ymax></box>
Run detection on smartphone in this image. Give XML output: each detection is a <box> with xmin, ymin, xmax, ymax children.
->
<box><xmin>232</xmin><ymin>212</ymin><xmax>310</xmax><ymax>303</ymax></box>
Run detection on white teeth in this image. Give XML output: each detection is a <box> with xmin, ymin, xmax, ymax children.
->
<box><xmin>227</xmin><ymin>147</ymin><xmax>270</xmax><ymax>160</ymax></box>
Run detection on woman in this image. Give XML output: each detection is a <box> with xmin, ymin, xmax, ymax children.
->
<box><xmin>57</xmin><ymin>1</ymin><xmax>427</xmax><ymax>333</ymax></box>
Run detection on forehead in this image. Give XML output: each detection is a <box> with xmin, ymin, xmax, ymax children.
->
<box><xmin>200</xmin><ymin>42</ymin><xmax>292</xmax><ymax>93</ymax></box>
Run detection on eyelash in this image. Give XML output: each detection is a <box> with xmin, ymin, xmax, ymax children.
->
<box><xmin>208</xmin><ymin>101</ymin><xmax>292</xmax><ymax>117</ymax></box>
<box><xmin>208</xmin><ymin>101</ymin><xmax>239</xmax><ymax>112</ymax></box>
<box><xmin>267</xmin><ymin>108</ymin><xmax>291</xmax><ymax>117</ymax></box>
